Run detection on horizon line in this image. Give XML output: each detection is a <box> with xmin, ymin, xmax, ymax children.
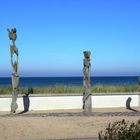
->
<box><xmin>0</xmin><ymin>75</ymin><xmax>139</xmax><ymax>78</ymax></box>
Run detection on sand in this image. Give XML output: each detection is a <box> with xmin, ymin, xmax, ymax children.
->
<box><xmin>0</xmin><ymin>107</ymin><xmax>140</xmax><ymax>140</ymax></box>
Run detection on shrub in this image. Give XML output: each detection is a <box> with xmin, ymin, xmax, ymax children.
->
<box><xmin>98</xmin><ymin>119</ymin><xmax>140</xmax><ymax>140</ymax></box>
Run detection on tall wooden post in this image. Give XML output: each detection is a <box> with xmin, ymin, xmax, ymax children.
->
<box><xmin>7</xmin><ymin>28</ymin><xmax>19</xmax><ymax>114</ymax></box>
<box><xmin>83</xmin><ymin>51</ymin><xmax>92</xmax><ymax>114</ymax></box>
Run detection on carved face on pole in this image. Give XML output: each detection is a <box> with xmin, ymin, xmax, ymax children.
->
<box><xmin>8</xmin><ymin>28</ymin><xmax>17</xmax><ymax>41</ymax></box>
<box><xmin>84</xmin><ymin>51</ymin><xmax>91</xmax><ymax>59</ymax></box>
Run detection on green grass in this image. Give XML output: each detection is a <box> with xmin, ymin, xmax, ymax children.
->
<box><xmin>92</xmin><ymin>85</ymin><xmax>140</xmax><ymax>93</ymax></box>
<box><xmin>0</xmin><ymin>84</ymin><xmax>140</xmax><ymax>95</ymax></box>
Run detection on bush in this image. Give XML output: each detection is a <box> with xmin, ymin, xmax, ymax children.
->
<box><xmin>98</xmin><ymin>119</ymin><xmax>140</xmax><ymax>140</ymax></box>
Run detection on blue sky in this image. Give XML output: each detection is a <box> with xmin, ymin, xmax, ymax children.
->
<box><xmin>0</xmin><ymin>0</ymin><xmax>140</xmax><ymax>77</ymax></box>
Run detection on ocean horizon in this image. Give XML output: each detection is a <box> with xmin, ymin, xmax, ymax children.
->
<box><xmin>0</xmin><ymin>76</ymin><xmax>139</xmax><ymax>87</ymax></box>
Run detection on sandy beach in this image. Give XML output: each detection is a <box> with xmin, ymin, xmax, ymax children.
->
<box><xmin>0</xmin><ymin>107</ymin><xmax>140</xmax><ymax>140</ymax></box>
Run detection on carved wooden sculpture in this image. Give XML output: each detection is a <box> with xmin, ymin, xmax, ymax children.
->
<box><xmin>7</xmin><ymin>28</ymin><xmax>19</xmax><ymax>114</ymax></box>
<box><xmin>83</xmin><ymin>51</ymin><xmax>92</xmax><ymax>114</ymax></box>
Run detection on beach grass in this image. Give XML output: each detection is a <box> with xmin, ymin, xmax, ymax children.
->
<box><xmin>0</xmin><ymin>85</ymin><xmax>140</xmax><ymax>95</ymax></box>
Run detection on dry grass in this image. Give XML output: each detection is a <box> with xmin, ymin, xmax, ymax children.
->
<box><xmin>0</xmin><ymin>85</ymin><xmax>140</xmax><ymax>95</ymax></box>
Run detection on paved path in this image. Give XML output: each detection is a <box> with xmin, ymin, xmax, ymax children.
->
<box><xmin>48</xmin><ymin>137</ymin><xmax>98</xmax><ymax>140</ymax></box>
<box><xmin>3</xmin><ymin>110</ymin><xmax>140</xmax><ymax>118</ymax></box>
<box><xmin>23</xmin><ymin>137</ymin><xmax>98</xmax><ymax>140</ymax></box>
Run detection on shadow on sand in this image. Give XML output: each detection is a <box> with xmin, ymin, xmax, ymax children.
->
<box><xmin>126</xmin><ymin>97</ymin><xmax>139</xmax><ymax>112</ymax></box>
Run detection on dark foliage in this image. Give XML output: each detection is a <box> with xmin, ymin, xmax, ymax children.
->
<box><xmin>98</xmin><ymin>119</ymin><xmax>140</xmax><ymax>140</ymax></box>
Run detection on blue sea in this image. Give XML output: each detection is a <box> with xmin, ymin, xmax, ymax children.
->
<box><xmin>0</xmin><ymin>77</ymin><xmax>139</xmax><ymax>87</ymax></box>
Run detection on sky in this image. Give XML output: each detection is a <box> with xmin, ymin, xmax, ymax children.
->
<box><xmin>0</xmin><ymin>0</ymin><xmax>140</xmax><ymax>77</ymax></box>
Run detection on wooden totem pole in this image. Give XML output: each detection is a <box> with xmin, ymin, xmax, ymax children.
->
<box><xmin>83</xmin><ymin>51</ymin><xmax>92</xmax><ymax>114</ymax></box>
<box><xmin>7</xmin><ymin>28</ymin><xmax>19</xmax><ymax>114</ymax></box>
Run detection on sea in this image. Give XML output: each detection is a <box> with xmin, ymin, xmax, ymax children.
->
<box><xmin>0</xmin><ymin>76</ymin><xmax>139</xmax><ymax>87</ymax></box>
